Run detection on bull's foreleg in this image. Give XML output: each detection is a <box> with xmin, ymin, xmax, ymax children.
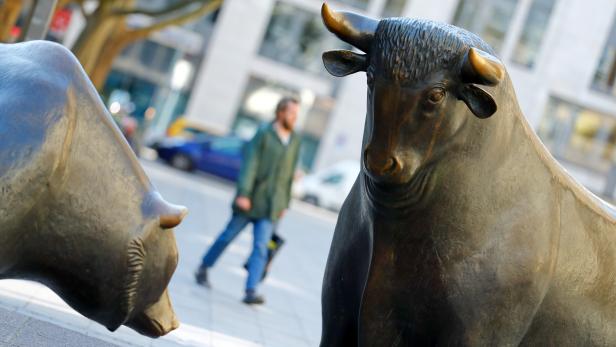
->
<box><xmin>320</xmin><ymin>196</ymin><xmax>371</xmax><ymax>347</ymax></box>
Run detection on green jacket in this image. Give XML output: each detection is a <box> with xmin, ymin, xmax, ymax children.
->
<box><xmin>234</xmin><ymin>123</ymin><xmax>301</xmax><ymax>221</ymax></box>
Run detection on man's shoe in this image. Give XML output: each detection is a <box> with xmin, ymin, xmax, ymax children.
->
<box><xmin>195</xmin><ymin>267</ymin><xmax>210</xmax><ymax>288</ymax></box>
<box><xmin>242</xmin><ymin>290</ymin><xmax>265</xmax><ymax>305</ymax></box>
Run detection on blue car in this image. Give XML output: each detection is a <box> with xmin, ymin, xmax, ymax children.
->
<box><xmin>156</xmin><ymin>135</ymin><xmax>246</xmax><ymax>181</ymax></box>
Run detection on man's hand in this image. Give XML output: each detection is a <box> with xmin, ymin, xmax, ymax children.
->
<box><xmin>278</xmin><ymin>209</ymin><xmax>286</xmax><ymax>219</ymax></box>
<box><xmin>235</xmin><ymin>196</ymin><xmax>252</xmax><ymax>211</ymax></box>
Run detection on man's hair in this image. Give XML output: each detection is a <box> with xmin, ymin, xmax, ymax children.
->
<box><xmin>275</xmin><ymin>96</ymin><xmax>299</xmax><ymax>115</ymax></box>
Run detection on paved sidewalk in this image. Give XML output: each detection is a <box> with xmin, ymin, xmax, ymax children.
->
<box><xmin>0</xmin><ymin>307</ymin><xmax>116</xmax><ymax>347</ymax></box>
<box><xmin>0</xmin><ymin>161</ymin><xmax>336</xmax><ymax>346</ymax></box>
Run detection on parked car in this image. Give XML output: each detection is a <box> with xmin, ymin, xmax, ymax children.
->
<box><xmin>156</xmin><ymin>135</ymin><xmax>246</xmax><ymax>181</ymax></box>
<box><xmin>293</xmin><ymin>160</ymin><xmax>360</xmax><ymax>212</ymax></box>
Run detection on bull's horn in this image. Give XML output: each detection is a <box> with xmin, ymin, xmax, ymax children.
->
<box><xmin>321</xmin><ymin>2</ymin><xmax>378</xmax><ymax>53</ymax></box>
<box><xmin>460</xmin><ymin>47</ymin><xmax>505</xmax><ymax>86</ymax></box>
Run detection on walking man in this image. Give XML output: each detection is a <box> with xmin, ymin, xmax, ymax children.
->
<box><xmin>195</xmin><ymin>97</ymin><xmax>301</xmax><ymax>304</ymax></box>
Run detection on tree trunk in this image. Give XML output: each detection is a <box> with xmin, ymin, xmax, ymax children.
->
<box><xmin>0</xmin><ymin>0</ymin><xmax>23</xmax><ymax>42</ymax></box>
<box><xmin>71</xmin><ymin>0</ymin><xmax>134</xmax><ymax>74</ymax></box>
<box><xmin>90</xmin><ymin>24</ymin><xmax>129</xmax><ymax>89</ymax></box>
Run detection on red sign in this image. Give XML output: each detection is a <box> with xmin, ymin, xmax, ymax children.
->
<box><xmin>50</xmin><ymin>8</ymin><xmax>72</xmax><ymax>33</ymax></box>
<box><xmin>10</xmin><ymin>26</ymin><xmax>21</xmax><ymax>39</ymax></box>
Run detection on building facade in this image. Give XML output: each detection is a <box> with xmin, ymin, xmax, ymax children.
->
<box><xmin>184</xmin><ymin>0</ymin><xmax>615</xmax><ymax>196</ymax></box>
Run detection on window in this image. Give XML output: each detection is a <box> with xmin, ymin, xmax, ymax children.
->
<box><xmin>592</xmin><ymin>13</ymin><xmax>616</xmax><ymax>97</ymax></box>
<box><xmin>138</xmin><ymin>40</ymin><xmax>177</xmax><ymax>74</ymax></box>
<box><xmin>511</xmin><ymin>0</ymin><xmax>556</xmax><ymax>67</ymax></box>
<box><xmin>537</xmin><ymin>97</ymin><xmax>616</xmax><ymax>173</ymax></box>
<box><xmin>452</xmin><ymin>0</ymin><xmax>519</xmax><ymax>53</ymax></box>
<box><xmin>382</xmin><ymin>0</ymin><xmax>407</xmax><ymax>18</ymax></box>
<box><xmin>259</xmin><ymin>2</ymin><xmax>351</xmax><ymax>76</ymax></box>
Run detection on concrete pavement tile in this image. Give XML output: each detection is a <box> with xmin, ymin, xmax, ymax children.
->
<box><xmin>255</xmin><ymin>311</ymin><xmax>304</xmax><ymax>340</ymax></box>
<box><xmin>264</xmin><ymin>335</ymin><xmax>314</xmax><ymax>347</ymax></box>
<box><xmin>209</xmin><ymin>325</ymin><xmax>237</xmax><ymax>341</ymax></box>
<box><xmin>211</xmin><ymin>317</ymin><xmax>262</xmax><ymax>342</ymax></box>
<box><xmin>7</xmin><ymin>318</ymin><xmax>118</xmax><ymax>347</ymax></box>
<box><xmin>86</xmin><ymin>323</ymin><xmax>151</xmax><ymax>347</ymax></box>
<box><xmin>160</xmin><ymin>323</ymin><xmax>212</xmax><ymax>347</ymax></box>
<box><xmin>53</xmin><ymin>332</ymin><xmax>120</xmax><ymax>347</ymax></box>
<box><xmin>18</xmin><ymin>301</ymin><xmax>91</xmax><ymax>331</ymax></box>
<box><xmin>210</xmin><ymin>301</ymin><xmax>258</xmax><ymax>323</ymax></box>
<box><xmin>8</xmin><ymin>332</ymin><xmax>62</xmax><ymax>347</ymax></box>
<box><xmin>210</xmin><ymin>330</ymin><xmax>262</xmax><ymax>347</ymax></box>
<box><xmin>0</xmin><ymin>324</ymin><xmax>19</xmax><ymax>343</ymax></box>
<box><xmin>0</xmin><ymin>307</ymin><xmax>28</xmax><ymax>328</ymax></box>
<box><xmin>299</xmin><ymin>318</ymin><xmax>321</xmax><ymax>341</ymax></box>
<box><xmin>175</xmin><ymin>307</ymin><xmax>210</xmax><ymax>328</ymax></box>
<box><xmin>262</xmin><ymin>330</ymin><xmax>311</xmax><ymax>347</ymax></box>
<box><xmin>173</xmin><ymin>294</ymin><xmax>211</xmax><ymax>317</ymax></box>
<box><xmin>209</xmin><ymin>289</ymin><xmax>243</xmax><ymax>305</ymax></box>
<box><xmin>152</xmin><ymin>338</ymin><xmax>206</xmax><ymax>347</ymax></box>
<box><xmin>253</xmin><ymin>293</ymin><xmax>294</xmax><ymax>316</ymax></box>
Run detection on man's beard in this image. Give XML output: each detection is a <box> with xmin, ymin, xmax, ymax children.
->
<box><xmin>280</xmin><ymin>119</ymin><xmax>293</xmax><ymax>131</ymax></box>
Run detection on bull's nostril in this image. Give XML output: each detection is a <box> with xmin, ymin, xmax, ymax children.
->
<box><xmin>383</xmin><ymin>157</ymin><xmax>399</xmax><ymax>174</ymax></box>
<box><xmin>384</xmin><ymin>158</ymin><xmax>394</xmax><ymax>171</ymax></box>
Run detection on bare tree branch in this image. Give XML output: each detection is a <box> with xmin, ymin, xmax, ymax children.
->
<box><xmin>88</xmin><ymin>0</ymin><xmax>222</xmax><ymax>90</ymax></box>
<box><xmin>124</xmin><ymin>0</ymin><xmax>221</xmax><ymax>37</ymax></box>
<box><xmin>112</xmin><ymin>0</ymin><xmax>209</xmax><ymax>18</ymax></box>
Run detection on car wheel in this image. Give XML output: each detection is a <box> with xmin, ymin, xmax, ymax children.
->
<box><xmin>170</xmin><ymin>154</ymin><xmax>194</xmax><ymax>171</ymax></box>
<box><xmin>303</xmin><ymin>195</ymin><xmax>319</xmax><ymax>207</ymax></box>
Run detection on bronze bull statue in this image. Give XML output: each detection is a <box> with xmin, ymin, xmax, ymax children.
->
<box><xmin>320</xmin><ymin>3</ymin><xmax>616</xmax><ymax>346</ymax></box>
<box><xmin>0</xmin><ymin>40</ymin><xmax>187</xmax><ymax>338</ymax></box>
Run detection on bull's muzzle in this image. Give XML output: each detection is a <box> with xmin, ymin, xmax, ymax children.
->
<box><xmin>364</xmin><ymin>148</ymin><xmax>402</xmax><ymax>178</ymax></box>
<box><xmin>125</xmin><ymin>289</ymin><xmax>179</xmax><ymax>338</ymax></box>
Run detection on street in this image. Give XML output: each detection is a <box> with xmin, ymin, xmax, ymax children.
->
<box><xmin>0</xmin><ymin>160</ymin><xmax>337</xmax><ymax>347</ymax></box>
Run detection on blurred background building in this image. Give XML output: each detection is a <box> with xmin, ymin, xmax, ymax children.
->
<box><xmin>15</xmin><ymin>0</ymin><xmax>616</xmax><ymax>198</ymax></box>
<box><xmin>184</xmin><ymin>0</ymin><xmax>616</xmax><ymax>198</ymax></box>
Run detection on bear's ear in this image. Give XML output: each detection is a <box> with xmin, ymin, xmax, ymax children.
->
<box><xmin>457</xmin><ymin>84</ymin><xmax>497</xmax><ymax>119</ymax></box>
<box><xmin>322</xmin><ymin>50</ymin><xmax>368</xmax><ymax>77</ymax></box>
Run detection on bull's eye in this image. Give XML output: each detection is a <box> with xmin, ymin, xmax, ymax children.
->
<box><xmin>427</xmin><ymin>87</ymin><xmax>445</xmax><ymax>104</ymax></box>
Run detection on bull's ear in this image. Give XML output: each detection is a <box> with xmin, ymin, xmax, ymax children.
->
<box><xmin>458</xmin><ymin>84</ymin><xmax>497</xmax><ymax>119</ymax></box>
<box><xmin>322</xmin><ymin>50</ymin><xmax>367</xmax><ymax>77</ymax></box>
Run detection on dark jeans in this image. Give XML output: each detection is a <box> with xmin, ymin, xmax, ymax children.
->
<box><xmin>200</xmin><ymin>213</ymin><xmax>274</xmax><ymax>291</ymax></box>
